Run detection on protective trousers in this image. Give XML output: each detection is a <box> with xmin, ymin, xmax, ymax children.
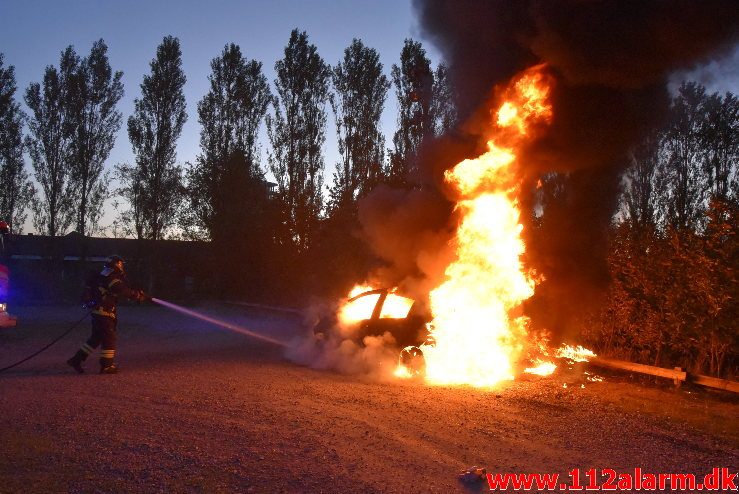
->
<box><xmin>72</xmin><ymin>315</ymin><xmax>117</xmax><ymax>368</ymax></box>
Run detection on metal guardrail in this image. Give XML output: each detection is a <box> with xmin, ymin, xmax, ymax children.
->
<box><xmin>690</xmin><ymin>373</ymin><xmax>739</xmax><ymax>393</ymax></box>
<box><xmin>588</xmin><ymin>357</ymin><xmax>738</xmax><ymax>393</ymax></box>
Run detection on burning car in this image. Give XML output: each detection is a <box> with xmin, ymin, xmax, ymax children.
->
<box><xmin>316</xmin><ymin>286</ymin><xmax>433</xmax><ymax>374</ymax></box>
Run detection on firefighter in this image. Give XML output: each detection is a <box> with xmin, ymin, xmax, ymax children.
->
<box><xmin>67</xmin><ymin>255</ymin><xmax>148</xmax><ymax>374</ymax></box>
<box><xmin>0</xmin><ymin>220</ymin><xmax>13</xmax><ymax>327</ymax></box>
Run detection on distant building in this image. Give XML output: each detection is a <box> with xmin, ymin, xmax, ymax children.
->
<box><xmin>3</xmin><ymin>231</ymin><xmax>215</xmax><ymax>304</ymax></box>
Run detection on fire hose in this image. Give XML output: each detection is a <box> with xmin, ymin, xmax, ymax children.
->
<box><xmin>0</xmin><ymin>298</ymin><xmax>287</xmax><ymax>374</ymax></box>
<box><xmin>0</xmin><ymin>311</ymin><xmax>91</xmax><ymax>373</ymax></box>
<box><xmin>151</xmin><ymin>297</ymin><xmax>287</xmax><ymax>347</ymax></box>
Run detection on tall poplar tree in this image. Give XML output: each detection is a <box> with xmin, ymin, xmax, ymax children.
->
<box><xmin>661</xmin><ymin>82</ymin><xmax>709</xmax><ymax>231</ymax></box>
<box><xmin>388</xmin><ymin>39</ymin><xmax>435</xmax><ymax>186</ymax></box>
<box><xmin>185</xmin><ymin>43</ymin><xmax>271</xmax><ymax>241</ymax></box>
<box><xmin>0</xmin><ymin>54</ymin><xmax>34</xmax><ymax>232</ymax></box>
<box><xmin>24</xmin><ymin>48</ymin><xmax>78</xmax><ymax>236</ymax></box>
<box><xmin>432</xmin><ymin>63</ymin><xmax>457</xmax><ymax>135</ymax></box>
<box><xmin>267</xmin><ymin>29</ymin><xmax>330</xmax><ymax>252</ymax></box>
<box><xmin>67</xmin><ymin>40</ymin><xmax>124</xmax><ymax>235</ymax></box>
<box><xmin>620</xmin><ymin>131</ymin><xmax>664</xmax><ymax>230</ymax></box>
<box><xmin>328</xmin><ymin>39</ymin><xmax>389</xmax><ymax>214</ymax></box>
<box><xmin>701</xmin><ymin>91</ymin><xmax>738</xmax><ymax>201</ymax></box>
<box><xmin>119</xmin><ymin>36</ymin><xmax>187</xmax><ymax>240</ymax></box>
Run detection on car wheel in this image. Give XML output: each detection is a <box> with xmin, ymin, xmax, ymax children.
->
<box><xmin>399</xmin><ymin>346</ymin><xmax>425</xmax><ymax>375</ymax></box>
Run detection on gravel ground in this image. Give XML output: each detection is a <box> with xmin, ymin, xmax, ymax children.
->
<box><xmin>0</xmin><ymin>304</ymin><xmax>736</xmax><ymax>493</ymax></box>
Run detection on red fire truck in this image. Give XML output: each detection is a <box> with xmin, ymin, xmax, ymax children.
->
<box><xmin>0</xmin><ymin>220</ymin><xmax>17</xmax><ymax>328</ymax></box>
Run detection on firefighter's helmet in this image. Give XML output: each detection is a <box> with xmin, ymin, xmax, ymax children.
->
<box><xmin>0</xmin><ymin>221</ymin><xmax>9</xmax><ymax>235</ymax></box>
<box><xmin>105</xmin><ymin>255</ymin><xmax>125</xmax><ymax>274</ymax></box>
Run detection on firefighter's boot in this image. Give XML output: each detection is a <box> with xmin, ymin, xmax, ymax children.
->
<box><xmin>66</xmin><ymin>351</ymin><xmax>87</xmax><ymax>374</ymax></box>
<box><xmin>100</xmin><ymin>363</ymin><xmax>118</xmax><ymax>374</ymax></box>
<box><xmin>99</xmin><ymin>348</ymin><xmax>117</xmax><ymax>374</ymax></box>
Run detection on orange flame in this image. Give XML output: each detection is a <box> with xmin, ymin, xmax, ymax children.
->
<box><xmin>394</xmin><ymin>364</ymin><xmax>412</xmax><ymax>379</ymax></box>
<box><xmin>420</xmin><ymin>65</ymin><xmax>554</xmax><ymax>387</ymax></box>
<box><xmin>524</xmin><ymin>360</ymin><xmax>557</xmax><ymax>376</ymax></box>
<box><xmin>338</xmin><ymin>285</ymin><xmax>414</xmax><ymax>325</ymax></box>
<box><xmin>522</xmin><ymin>343</ymin><xmax>597</xmax><ymax>377</ymax></box>
<box><xmin>554</xmin><ymin>344</ymin><xmax>596</xmax><ymax>362</ymax></box>
<box><xmin>338</xmin><ymin>285</ymin><xmax>378</xmax><ymax>325</ymax></box>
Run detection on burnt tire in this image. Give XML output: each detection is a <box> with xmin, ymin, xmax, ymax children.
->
<box><xmin>399</xmin><ymin>346</ymin><xmax>425</xmax><ymax>375</ymax></box>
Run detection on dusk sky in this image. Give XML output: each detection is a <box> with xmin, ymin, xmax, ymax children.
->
<box><xmin>0</xmin><ymin>0</ymin><xmax>737</xmax><ymax>234</ymax></box>
<box><xmin>0</xmin><ymin>0</ymin><xmax>440</xmax><ymax>233</ymax></box>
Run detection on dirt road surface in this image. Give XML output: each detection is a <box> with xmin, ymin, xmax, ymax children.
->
<box><xmin>1</xmin><ymin>304</ymin><xmax>736</xmax><ymax>493</ymax></box>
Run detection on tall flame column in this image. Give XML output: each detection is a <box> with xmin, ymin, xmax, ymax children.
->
<box><xmin>421</xmin><ymin>66</ymin><xmax>554</xmax><ymax>387</ymax></box>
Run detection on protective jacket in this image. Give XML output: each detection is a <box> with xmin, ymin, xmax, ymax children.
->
<box><xmin>86</xmin><ymin>267</ymin><xmax>142</xmax><ymax>319</ymax></box>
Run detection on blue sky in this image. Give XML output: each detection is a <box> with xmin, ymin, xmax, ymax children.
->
<box><xmin>0</xmin><ymin>0</ymin><xmax>440</xmax><ymax>234</ymax></box>
<box><xmin>1</xmin><ymin>1</ymin><xmax>737</xmax><ymax>235</ymax></box>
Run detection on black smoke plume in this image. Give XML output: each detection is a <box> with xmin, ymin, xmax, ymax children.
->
<box><xmin>361</xmin><ymin>0</ymin><xmax>739</xmax><ymax>338</ymax></box>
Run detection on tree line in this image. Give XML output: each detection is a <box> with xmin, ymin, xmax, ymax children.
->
<box><xmin>2</xmin><ymin>42</ymin><xmax>123</xmax><ymax>237</ymax></box>
<box><xmin>579</xmin><ymin>82</ymin><xmax>738</xmax><ymax>378</ymax></box>
<box><xmin>0</xmin><ymin>33</ymin><xmax>735</xmax><ymax>376</ymax></box>
<box><xmin>0</xmin><ymin>32</ymin><xmax>452</xmax><ymax>241</ymax></box>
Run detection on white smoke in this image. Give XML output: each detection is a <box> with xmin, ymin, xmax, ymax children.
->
<box><xmin>285</xmin><ymin>305</ymin><xmax>401</xmax><ymax>380</ymax></box>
